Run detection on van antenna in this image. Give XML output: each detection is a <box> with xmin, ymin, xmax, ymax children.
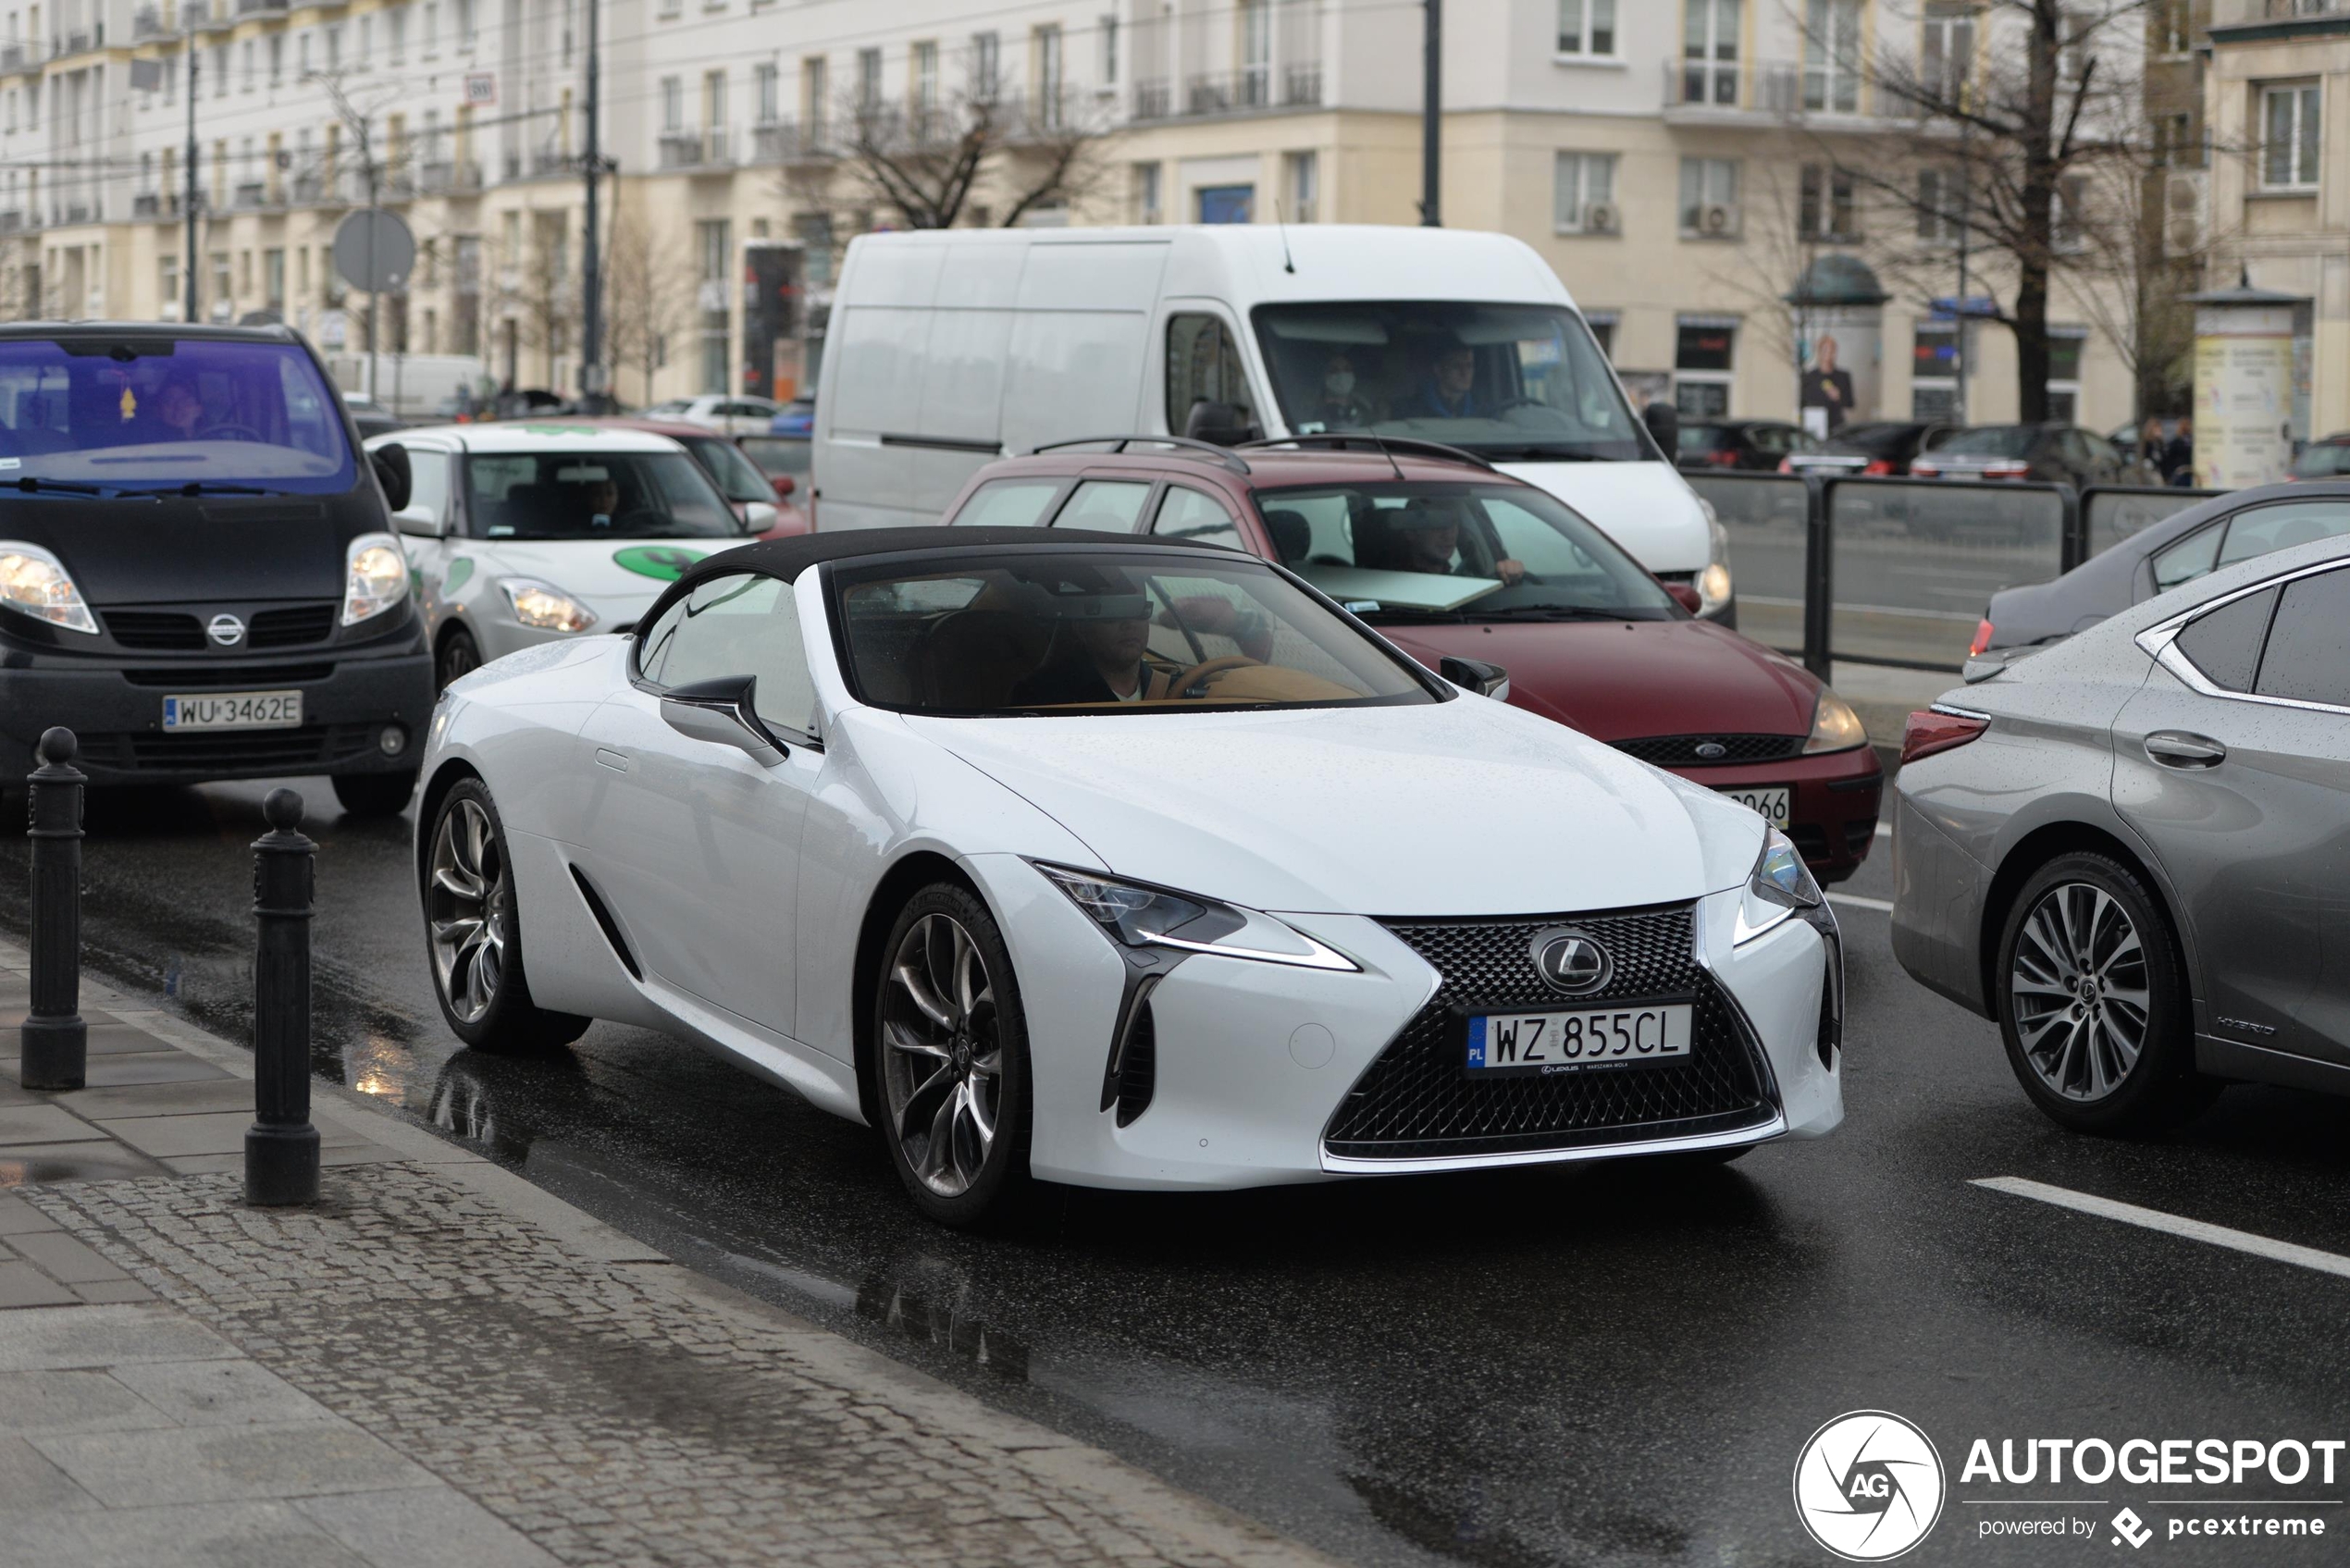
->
<box><xmin>1274</xmin><ymin>202</ymin><xmax>1296</xmax><ymax>274</ymax></box>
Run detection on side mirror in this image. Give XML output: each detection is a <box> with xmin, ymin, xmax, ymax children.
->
<box><xmin>370</xmin><ymin>441</ymin><xmax>413</xmax><ymax>512</ymax></box>
<box><xmin>1438</xmin><ymin>655</ymin><xmax>1511</xmax><ymax>701</ymax></box>
<box><xmin>742</xmin><ymin>500</ymin><xmax>779</xmax><ymax>534</ymax></box>
<box><xmin>1183</xmin><ymin>400</ymin><xmax>1262</xmax><ymax>448</ymax></box>
<box><xmin>393</xmin><ymin>502</ymin><xmax>444</xmax><ymax>537</ymax></box>
<box><xmin>1662</xmin><ymin>581</ymin><xmax>1702</xmax><ymax>615</ymax></box>
<box><xmin>1640</xmin><ymin>400</ymin><xmax>1679</xmax><ymax>460</ymax></box>
<box><xmin>771</xmin><ymin>473</ymin><xmax>797</xmax><ymax>499</ymax></box>
<box><xmin>659</xmin><ymin>675</ymin><xmax>785</xmax><ymax>765</ymax></box>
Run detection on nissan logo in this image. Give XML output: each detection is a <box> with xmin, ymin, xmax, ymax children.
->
<box><xmin>205</xmin><ymin>613</ymin><xmax>246</xmax><ymax>648</ymax></box>
<box><xmin>1530</xmin><ymin>929</ymin><xmax>1612</xmax><ymax>995</ymax></box>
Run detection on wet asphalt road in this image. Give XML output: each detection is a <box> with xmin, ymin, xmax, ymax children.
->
<box><xmin>6</xmin><ymin>778</ymin><xmax>2350</xmax><ymax>1567</ymax></box>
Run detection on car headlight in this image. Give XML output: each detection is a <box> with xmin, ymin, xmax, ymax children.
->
<box><xmin>341</xmin><ymin>532</ymin><xmax>410</xmax><ymax>625</ymax></box>
<box><xmin>501</xmin><ymin>576</ymin><xmax>598</xmax><ymax>633</ymax></box>
<box><xmin>0</xmin><ymin>541</ymin><xmax>97</xmax><ymax>634</ymax></box>
<box><xmin>1736</xmin><ymin>827</ymin><xmax>1824</xmax><ymax>945</ymax></box>
<box><xmin>1033</xmin><ymin>862</ymin><xmax>1357</xmax><ymax>971</ymax></box>
<box><xmin>1697</xmin><ymin>515</ymin><xmax>1733</xmax><ymax>616</ymax></box>
<box><xmin>1803</xmin><ymin>688</ymin><xmax>1868</xmax><ymax>754</ymax></box>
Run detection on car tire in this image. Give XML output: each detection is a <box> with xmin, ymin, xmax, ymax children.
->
<box><xmin>332</xmin><ymin>770</ymin><xmax>418</xmax><ymax>819</ymax></box>
<box><xmin>871</xmin><ymin>883</ymin><xmax>1033</xmax><ymax>1228</ymax></box>
<box><xmin>1994</xmin><ymin>852</ymin><xmax>2217</xmax><ymax>1135</ymax></box>
<box><xmin>437</xmin><ymin>627</ymin><xmax>482</xmax><ymax>692</ymax></box>
<box><xmin>422</xmin><ymin>779</ymin><xmax>590</xmax><ymax>1055</ymax></box>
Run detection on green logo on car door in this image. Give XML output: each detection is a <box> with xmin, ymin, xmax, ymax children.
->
<box><xmin>612</xmin><ymin>546</ymin><xmax>708</xmax><ymax>581</ymax></box>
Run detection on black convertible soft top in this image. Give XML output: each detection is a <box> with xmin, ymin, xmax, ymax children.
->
<box><xmin>646</xmin><ymin>525</ymin><xmax>1229</xmax><ymax>623</ymax></box>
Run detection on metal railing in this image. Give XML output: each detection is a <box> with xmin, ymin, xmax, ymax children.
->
<box><xmin>1132</xmin><ymin>61</ymin><xmax>1323</xmax><ymax>122</ymax></box>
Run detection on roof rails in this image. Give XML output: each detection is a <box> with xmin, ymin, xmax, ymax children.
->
<box><xmin>1237</xmin><ymin>433</ymin><xmax>1498</xmax><ymax>473</ymax></box>
<box><xmin>1026</xmin><ymin>435</ymin><xmax>1251</xmax><ymax>475</ymax></box>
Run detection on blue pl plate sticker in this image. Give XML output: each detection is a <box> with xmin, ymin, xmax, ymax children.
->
<box><xmin>1466</xmin><ymin>1016</ymin><xmax>1487</xmax><ymax>1069</ymax></box>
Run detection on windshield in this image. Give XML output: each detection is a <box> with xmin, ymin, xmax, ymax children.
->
<box><xmin>1931</xmin><ymin>426</ymin><xmax>2035</xmax><ymax>458</ymax></box>
<box><xmin>831</xmin><ymin>548</ymin><xmax>1438</xmax><ymax>716</ymax></box>
<box><xmin>1252</xmin><ymin>302</ymin><xmax>1648</xmax><ymax>463</ymax></box>
<box><xmin>0</xmin><ymin>336</ymin><xmax>356</xmax><ymax>494</ymax></box>
<box><xmin>462</xmin><ymin>450</ymin><xmax>741</xmax><ymax>539</ymax></box>
<box><xmin>2291</xmin><ymin>443</ymin><xmax>2350</xmax><ymax>479</ymax></box>
<box><xmin>738</xmin><ymin>435</ymin><xmax>811</xmax><ymax>477</ymax></box>
<box><xmin>678</xmin><ymin>435</ymin><xmax>773</xmax><ymax>504</ymax></box>
<box><xmin>1255</xmin><ymin>480</ymin><xmax>1675</xmax><ymax>621</ymax></box>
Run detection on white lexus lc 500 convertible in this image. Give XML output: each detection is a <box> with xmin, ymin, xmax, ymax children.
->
<box><xmin>414</xmin><ymin>526</ymin><xmax>1843</xmax><ymax>1224</ymax></box>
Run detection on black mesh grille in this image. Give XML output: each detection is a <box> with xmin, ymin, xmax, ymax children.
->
<box><xmin>104</xmin><ymin>610</ymin><xmax>205</xmax><ymax>649</ymax></box>
<box><xmin>1612</xmin><ymin>734</ymin><xmax>1805</xmax><ymax>768</ymax></box>
<box><xmin>1116</xmin><ymin>1001</ymin><xmax>1156</xmax><ymax>1127</ymax></box>
<box><xmin>1324</xmin><ymin>904</ymin><xmax>1775</xmax><ymax>1160</ymax></box>
<box><xmin>249</xmin><ymin>603</ymin><xmax>338</xmax><ymax>648</ymax></box>
<box><xmin>120</xmin><ymin>663</ymin><xmax>334</xmax><ymax>688</ymax></box>
<box><xmin>80</xmin><ymin>723</ymin><xmax>382</xmax><ymax>773</ymax></box>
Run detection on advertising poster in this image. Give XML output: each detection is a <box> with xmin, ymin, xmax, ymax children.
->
<box><xmin>2194</xmin><ymin>304</ymin><xmax>2296</xmax><ymax>488</ymax></box>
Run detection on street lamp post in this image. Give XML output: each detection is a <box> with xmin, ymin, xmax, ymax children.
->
<box><xmin>580</xmin><ymin>0</ymin><xmax>604</xmax><ymax>409</ymax></box>
<box><xmin>183</xmin><ymin>24</ymin><xmax>198</xmax><ymax>323</ymax></box>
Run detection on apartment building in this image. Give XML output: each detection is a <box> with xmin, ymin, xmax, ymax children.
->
<box><xmin>0</xmin><ymin>0</ymin><xmax>2139</xmax><ymax>430</ymax></box>
<box><xmin>2204</xmin><ymin>0</ymin><xmax>2350</xmax><ymax>441</ymax></box>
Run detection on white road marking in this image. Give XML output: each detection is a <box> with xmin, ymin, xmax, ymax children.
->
<box><xmin>1829</xmin><ymin>893</ymin><xmax>1894</xmax><ymax>913</ymax></box>
<box><xmin>1973</xmin><ymin>1177</ymin><xmax>2350</xmax><ymax>1282</ymax></box>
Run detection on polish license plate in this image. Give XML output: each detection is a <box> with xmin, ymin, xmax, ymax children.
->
<box><xmin>162</xmin><ymin>690</ymin><xmax>303</xmax><ymax>732</ymax></box>
<box><xmin>1716</xmin><ymin>784</ymin><xmax>1791</xmax><ymax>826</ymax></box>
<box><xmin>1466</xmin><ymin>1004</ymin><xmax>1694</xmax><ymax>1077</ymax></box>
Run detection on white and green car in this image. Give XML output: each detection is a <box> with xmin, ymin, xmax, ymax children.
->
<box><xmin>367</xmin><ymin>424</ymin><xmax>752</xmax><ymax>689</ymax></box>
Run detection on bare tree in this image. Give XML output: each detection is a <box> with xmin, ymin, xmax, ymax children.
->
<box><xmin>827</xmin><ymin>87</ymin><xmax>1108</xmax><ymax>229</ymax></box>
<box><xmin>1819</xmin><ymin>1</ymin><xmax>2158</xmax><ymax>422</ymax></box>
<box><xmin>601</xmin><ymin>214</ymin><xmax>697</xmax><ymax>404</ymax></box>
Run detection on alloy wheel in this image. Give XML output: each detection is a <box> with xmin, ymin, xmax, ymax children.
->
<box><xmin>427</xmin><ymin>796</ymin><xmax>508</xmax><ymax>1025</ymax></box>
<box><xmin>2009</xmin><ymin>881</ymin><xmax>2152</xmax><ymax>1102</ymax></box>
<box><xmin>880</xmin><ymin>913</ymin><xmax>1003</xmax><ymax>1198</ymax></box>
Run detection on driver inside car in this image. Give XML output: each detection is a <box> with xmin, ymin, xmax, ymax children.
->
<box><xmin>147</xmin><ymin>377</ymin><xmax>207</xmax><ymax>442</ymax></box>
<box><xmin>1391</xmin><ymin>497</ymin><xmax>1526</xmax><ymax>586</ymax></box>
<box><xmin>1010</xmin><ymin>591</ymin><xmax>1172</xmax><ymax>705</ymax></box>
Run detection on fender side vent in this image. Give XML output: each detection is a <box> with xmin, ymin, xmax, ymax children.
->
<box><xmin>1115</xmin><ymin>1000</ymin><xmax>1156</xmax><ymax>1127</ymax></box>
<box><xmin>568</xmin><ymin>866</ymin><xmax>641</xmax><ymax>981</ymax></box>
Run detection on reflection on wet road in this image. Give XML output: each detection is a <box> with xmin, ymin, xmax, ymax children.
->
<box><xmin>8</xmin><ymin>776</ymin><xmax>2350</xmax><ymax>1566</ymax></box>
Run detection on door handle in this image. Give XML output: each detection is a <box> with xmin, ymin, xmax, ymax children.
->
<box><xmin>2145</xmin><ymin>732</ymin><xmax>2226</xmax><ymax>769</ymax></box>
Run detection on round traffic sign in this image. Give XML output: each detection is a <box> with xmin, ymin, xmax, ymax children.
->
<box><xmin>332</xmin><ymin>209</ymin><xmax>417</xmax><ymax>294</ymax></box>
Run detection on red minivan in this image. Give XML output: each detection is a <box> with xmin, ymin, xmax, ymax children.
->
<box><xmin>942</xmin><ymin>436</ymin><xmax>1881</xmax><ymax>883</ymax></box>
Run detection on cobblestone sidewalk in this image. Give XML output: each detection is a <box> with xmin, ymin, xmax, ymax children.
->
<box><xmin>1</xmin><ymin>944</ymin><xmax>1337</xmax><ymax>1568</ymax></box>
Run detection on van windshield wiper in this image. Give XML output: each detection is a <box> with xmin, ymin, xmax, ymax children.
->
<box><xmin>1473</xmin><ymin>446</ymin><xmax>1610</xmax><ymax>463</ymax></box>
<box><xmin>6</xmin><ymin>476</ymin><xmax>102</xmax><ymax>496</ymax></box>
<box><xmin>116</xmin><ymin>482</ymin><xmax>276</xmax><ymax>498</ymax></box>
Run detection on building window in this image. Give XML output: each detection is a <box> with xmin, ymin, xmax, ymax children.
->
<box><xmin>2263</xmin><ymin>83</ymin><xmax>2319</xmax><ymax>191</ymax></box>
<box><xmin>1583</xmin><ymin>310</ymin><xmax>1617</xmax><ymax>361</ymax></box>
<box><xmin>1133</xmin><ymin>161</ymin><xmax>1162</xmax><ymax>224</ymax></box>
<box><xmin>912</xmin><ymin>41</ymin><xmax>937</xmax><ymax>117</ymax></box>
<box><xmin>456</xmin><ymin>0</ymin><xmax>474</xmax><ymax>49</ymax></box>
<box><xmin>1674</xmin><ymin>318</ymin><xmax>1736</xmax><ymax>418</ymax></box>
<box><xmin>1240</xmin><ymin>0</ymin><xmax>1269</xmax><ymax>103</ymax></box>
<box><xmin>424</xmin><ymin>2</ymin><xmax>439</xmax><ymax>54</ymax></box>
<box><xmin>2155</xmin><ymin>0</ymin><xmax>2191</xmax><ymax>56</ymax></box>
<box><xmin>1284</xmin><ymin>149</ymin><xmax>1317</xmax><ymax>223</ymax></box>
<box><xmin>1678</xmin><ymin>156</ymin><xmax>1739</xmax><ymax>237</ymax></box>
<box><xmin>971</xmin><ymin>31</ymin><xmax>999</xmax><ymax>101</ymax></box>
<box><xmin>703</xmin><ymin>70</ymin><xmax>726</xmax><ymax>135</ymax></box>
<box><xmin>267</xmin><ymin>33</ymin><xmax>282</xmax><ymax>87</ymax></box>
<box><xmin>1911</xmin><ymin>324</ymin><xmax>1960</xmax><ymax>420</ymax></box>
<box><xmin>1917</xmin><ymin>167</ymin><xmax>1963</xmax><ymax>242</ymax></box>
<box><xmin>1681</xmin><ymin>0</ymin><xmax>1739</xmax><ymax>105</ymax></box>
<box><xmin>660</xmin><ymin>76</ymin><xmax>682</xmax><ymax>132</ymax></box>
<box><xmin>1197</xmin><ymin>184</ymin><xmax>1252</xmax><ymax>224</ymax></box>
<box><xmin>1099</xmin><ymin>13</ymin><xmax>1118</xmax><ymax>83</ymax></box>
<box><xmin>753</xmin><ymin>62</ymin><xmax>777</xmax><ymax>124</ymax></box>
<box><xmin>1556</xmin><ymin>0</ymin><xmax>1616</xmax><ymax>57</ymax></box>
<box><xmin>1920</xmin><ymin>3</ymin><xmax>1974</xmax><ymax>107</ymax></box>
<box><xmin>856</xmin><ymin>47</ymin><xmax>880</xmax><ymax>110</ymax></box>
<box><xmin>801</xmin><ymin>56</ymin><xmax>826</xmax><ymax>140</ymax></box>
<box><xmin>2054</xmin><ymin>174</ymin><xmax>2088</xmax><ymax>253</ymax></box>
<box><xmin>1552</xmin><ymin>151</ymin><xmax>1617</xmax><ymax>233</ymax></box>
<box><xmin>1803</xmin><ymin>0</ymin><xmax>1861</xmax><ymax>113</ymax></box>
<box><xmin>1799</xmin><ymin>163</ymin><xmax>1855</xmax><ymax>240</ymax></box>
<box><xmin>1035</xmin><ymin>24</ymin><xmax>1063</xmax><ymax>125</ymax></box>
<box><xmin>698</xmin><ymin>217</ymin><xmax>731</xmax><ymax>393</ymax></box>
<box><xmin>2046</xmin><ymin>327</ymin><xmax>2085</xmax><ymax>423</ymax></box>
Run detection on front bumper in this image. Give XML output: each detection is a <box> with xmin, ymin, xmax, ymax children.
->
<box><xmin>968</xmin><ymin>855</ymin><xmax>1840</xmax><ymax>1191</ymax></box>
<box><xmin>0</xmin><ymin>632</ymin><xmax>435</xmax><ymax>784</ymax></box>
<box><xmin>1664</xmin><ymin>745</ymin><xmax>1883</xmax><ymax>884</ymax></box>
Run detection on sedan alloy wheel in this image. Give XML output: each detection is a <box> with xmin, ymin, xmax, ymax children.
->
<box><xmin>2009</xmin><ymin>881</ymin><xmax>2150</xmax><ymax>1102</ymax></box>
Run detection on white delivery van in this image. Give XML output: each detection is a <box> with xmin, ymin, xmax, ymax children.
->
<box><xmin>810</xmin><ymin>224</ymin><xmax>1731</xmax><ymax>616</ymax></box>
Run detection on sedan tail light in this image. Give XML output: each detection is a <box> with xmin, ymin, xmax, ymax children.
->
<box><xmin>1911</xmin><ymin>460</ymin><xmax>1941</xmax><ymax>477</ymax></box>
<box><xmin>1901</xmin><ymin>707</ymin><xmax>1988</xmax><ymax>767</ymax></box>
<box><xmin>1709</xmin><ymin>450</ymin><xmax>1738</xmax><ymax>466</ymax></box>
<box><xmin>1777</xmin><ymin>457</ymin><xmax>1796</xmax><ymax>474</ymax></box>
<box><xmin>1861</xmin><ymin>459</ymin><xmax>1895</xmax><ymax>476</ymax></box>
<box><xmin>1984</xmin><ymin>460</ymin><xmax>2031</xmax><ymax>479</ymax></box>
<box><xmin>1969</xmin><ymin>618</ymin><xmax>1995</xmax><ymax>656</ymax></box>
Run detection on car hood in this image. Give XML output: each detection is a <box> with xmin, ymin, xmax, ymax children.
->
<box><xmin>1489</xmin><ymin>459</ymin><xmax>1709</xmax><ymax>575</ymax></box>
<box><xmin>1372</xmin><ymin>617</ymin><xmax>1819</xmax><ymax>741</ymax></box>
<box><xmin>906</xmin><ymin>696</ymin><xmax>1765</xmax><ymax>917</ymax></box>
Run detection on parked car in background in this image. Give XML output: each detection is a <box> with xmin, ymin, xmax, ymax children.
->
<box><xmin>641</xmin><ymin>394</ymin><xmax>783</xmax><ymax>436</ymax></box>
<box><xmin>737</xmin><ymin>433</ymin><xmax>812</xmax><ymax>525</ymax></box>
<box><xmin>2289</xmin><ymin>434</ymin><xmax>2350</xmax><ymax>480</ymax></box>
<box><xmin>1910</xmin><ymin>423</ymin><xmax>2153</xmax><ymax>488</ymax></box>
<box><xmin>492</xmin><ymin>388</ymin><xmax>571</xmax><ymax>421</ymax></box>
<box><xmin>1969</xmin><ymin>483</ymin><xmax>2350</xmax><ymax>652</ymax></box>
<box><xmin>1780</xmin><ymin>420</ymin><xmax>1959</xmax><ymax>477</ymax></box>
<box><xmin>941</xmin><ymin>435</ymin><xmax>1881</xmax><ymax>883</ymax></box>
<box><xmin>1894</xmin><ymin>534</ymin><xmax>2350</xmax><ymax>1134</ymax></box>
<box><xmin>566</xmin><ymin>418</ymin><xmax>793</xmax><ymax>536</ymax></box>
<box><xmin>368</xmin><ymin>423</ymin><xmax>751</xmax><ymax>690</ymax></box>
<box><xmin>1676</xmin><ymin>419</ymin><xmax>1819</xmax><ymax>472</ymax></box>
<box><xmin>344</xmin><ymin>393</ymin><xmax>402</xmax><ymax>440</ymax></box>
<box><xmin>769</xmin><ymin>398</ymin><xmax>815</xmax><ymax>438</ymax></box>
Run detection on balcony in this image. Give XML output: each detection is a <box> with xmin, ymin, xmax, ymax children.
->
<box><xmin>658</xmin><ymin>128</ymin><xmax>733</xmax><ymax>169</ymax></box>
<box><xmin>133</xmin><ymin>191</ymin><xmax>160</xmax><ymax>216</ymax></box>
<box><xmin>133</xmin><ymin>6</ymin><xmax>165</xmax><ymax>40</ymax></box>
<box><xmin>1</xmin><ymin>43</ymin><xmax>27</xmax><ymax>72</ymax></box>
<box><xmin>0</xmin><ymin>210</ymin><xmax>20</xmax><ymax>234</ymax></box>
<box><xmin>1660</xmin><ymin>57</ymin><xmax>1877</xmax><ymax>122</ymax></box>
<box><xmin>750</xmin><ymin>118</ymin><xmax>833</xmax><ymax>164</ymax></box>
<box><xmin>234</xmin><ymin>180</ymin><xmax>265</xmax><ymax>209</ymax></box>
<box><xmin>63</xmin><ymin>203</ymin><xmax>92</xmax><ymax>225</ymax></box>
<box><xmin>236</xmin><ymin>0</ymin><xmax>288</xmax><ymax>13</ymax></box>
<box><xmin>1131</xmin><ymin>62</ymin><xmax>1321</xmax><ymax>123</ymax></box>
<box><xmin>529</xmin><ymin>147</ymin><xmax>575</xmax><ymax>176</ymax></box>
<box><xmin>418</xmin><ymin>160</ymin><xmax>483</xmax><ymax>194</ymax></box>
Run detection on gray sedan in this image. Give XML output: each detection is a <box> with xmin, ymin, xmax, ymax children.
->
<box><xmin>1977</xmin><ymin>479</ymin><xmax>2350</xmax><ymax>649</ymax></box>
<box><xmin>1893</xmin><ymin>534</ymin><xmax>2350</xmax><ymax>1133</ymax></box>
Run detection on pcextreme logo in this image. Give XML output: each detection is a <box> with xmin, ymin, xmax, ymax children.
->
<box><xmin>1794</xmin><ymin>1410</ymin><xmax>1948</xmax><ymax>1562</ymax></box>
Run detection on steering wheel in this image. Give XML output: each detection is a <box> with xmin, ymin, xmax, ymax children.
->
<box><xmin>1488</xmin><ymin>397</ymin><xmax>1548</xmax><ymax>416</ymax></box>
<box><xmin>197</xmin><ymin>422</ymin><xmax>266</xmax><ymax>442</ymax></box>
<box><xmin>1171</xmin><ymin>655</ymin><xmax>1261</xmax><ymax>698</ymax></box>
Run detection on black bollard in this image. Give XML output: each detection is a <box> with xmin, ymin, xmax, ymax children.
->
<box><xmin>20</xmin><ymin>727</ymin><xmax>86</xmax><ymax>1092</ymax></box>
<box><xmin>245</xmin><ymin>787</ymin><xmax>320</xmax><ymax>1206</ymax></box>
